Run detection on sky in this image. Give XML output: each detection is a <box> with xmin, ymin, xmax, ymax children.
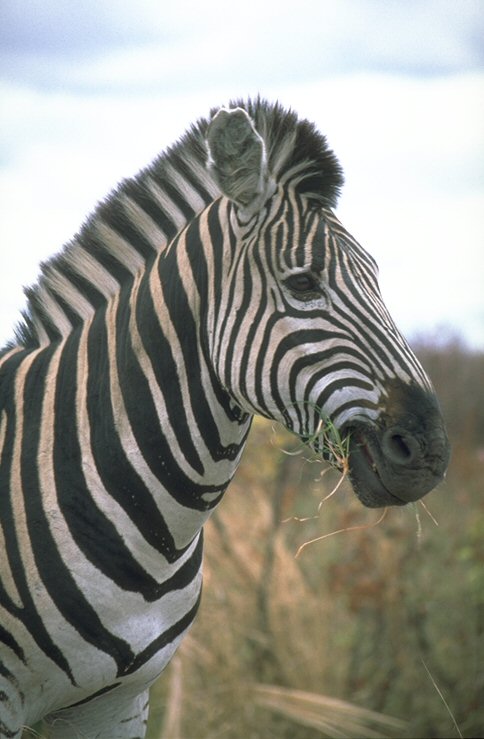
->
<box><xmin>1</xmin><ymin>0</ymin><xmax>483</xmax><ymax>349</ymax></box>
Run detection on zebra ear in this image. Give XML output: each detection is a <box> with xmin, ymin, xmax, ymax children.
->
<box><xmin>206</xmin><ymin>107</ymin><xmax>274</xmax><ymax>218</ymax></box>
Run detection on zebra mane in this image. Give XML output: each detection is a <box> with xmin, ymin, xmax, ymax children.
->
<box><xmin>11</xmin><ymin>98</ymin><xmax>344</xmax><ymax>350</ymax></box>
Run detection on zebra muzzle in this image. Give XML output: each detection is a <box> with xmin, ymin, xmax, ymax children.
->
<box><xmin>341</xmin><ymin>379</ymin><xmax>451</xmax><ymax>508</ymax></box>
<box><xmin>345</xmin><ymin>417</ymin><xmax>450</xmax><ymax>509</ymax></box>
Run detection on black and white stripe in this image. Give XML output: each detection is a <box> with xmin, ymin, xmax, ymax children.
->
<box><xmin>0</xmin><ymin>99</ymin><xmax>449</xmax><ymax>737</ymax></box>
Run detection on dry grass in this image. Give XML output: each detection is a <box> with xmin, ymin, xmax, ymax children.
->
<box><xmin>152</xmin><ymin>665</ymin><xmax>407</xmax><ymax>739</ymax></box>
<box><xmin>158</xmin><ymin>656</ymin><xmax>184</xmax><ymax>739</ymax></box>
<box><xmin>293</xmin><ymin>506</ymin><xmax>388</xmax><ymax>559</ymax></box>
<box><xmin>147</xmin><ymin>414</ymin><xmax>484</xmax><ymax>738</ymax></box>
<box><xmin>252</xmin><ymin>683</ymin><xmax>406</xmax><ymax>738</ymax></box>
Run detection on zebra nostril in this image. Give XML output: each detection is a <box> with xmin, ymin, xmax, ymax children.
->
<box><xmin>382</xmin><ymin>427</ymin><xmax>420</xmax><ymax>466</ymax></box>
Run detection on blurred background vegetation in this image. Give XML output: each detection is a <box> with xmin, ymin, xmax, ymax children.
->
<box><xmin>147</xmin><ymin>333</ymin><xmax>484</xmax><ymax>739</ymax></box>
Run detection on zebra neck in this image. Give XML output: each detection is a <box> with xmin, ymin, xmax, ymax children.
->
<box><xmin>89</xmin><ymin>224</ymin><xmax>251</xmax><ymax>552</ymax></box>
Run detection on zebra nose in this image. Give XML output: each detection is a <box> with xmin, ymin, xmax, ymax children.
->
<box><xmin>382</xmin><ymin>426</ymin><xmax>420</xmax><ymax>466</ymax></box>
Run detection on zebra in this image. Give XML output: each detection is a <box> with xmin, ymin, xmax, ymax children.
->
<box><xmin>0</xmin><ymin>98</ymin><xmax>449</xmax><ymax>737</ymax></box>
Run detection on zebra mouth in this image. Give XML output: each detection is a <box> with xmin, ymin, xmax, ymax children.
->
<box><xmin>347</xmin><ymin>435</ymin><xmax>404</xmax><ymax>508</ymax></box>
<box><xmin>346</xmin><ymin>422</ymin><xmax>449</xmax><ymax>508</ymax></box>
<box><xmin>346</xmin><ymin>426</ymin><xmax>412</xmax><ymax>508</ymax></box>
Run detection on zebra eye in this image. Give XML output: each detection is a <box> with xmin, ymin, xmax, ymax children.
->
<box><xmin>284</xmin><ymin>272</ymin><xmax>321</xmax><ymax>299</ymax></box>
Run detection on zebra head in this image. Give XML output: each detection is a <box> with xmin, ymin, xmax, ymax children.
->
<box><xmin>206</xmin><ymin>102</ymin><xmax>450</xmax><ymax>508</ymax></box>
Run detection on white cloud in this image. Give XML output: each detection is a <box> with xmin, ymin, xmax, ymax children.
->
<box><xmin>1</xmin><ymin>0</ymin><xmax>482</xmax><ymax>93</ymax></box>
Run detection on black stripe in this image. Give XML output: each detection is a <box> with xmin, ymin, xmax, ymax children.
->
<box><xmin>84</xmin><ymin>306</ymin><xmax>184</xmax><ymax>561</ymax></box>
<box><xmin>123</xmin><ymin>179</ymin><xmax>179</xmax><ymax>244</ymax></box>
<box><xmin>0</xmin><ymin>661</ymin><xmax>24</xmax><ymax>703</ymax></box>
<box><xmin>22</xmin><ymin>340</ymin><xmax>134</xmax><ymax>676</ymax></box>
<box><xmin>196</xmin><ymin>203</ymin><xmax>249</xmax><ymax>424</ymax></box>
<box><xmin>54</xmin><ymin>326</ymin><xmax>176</xmax><ymax>597</ymax></box>
<box><xmin>153</xmin><ymin>530</ymin><xmax>203</xmax><ymax>600</ymax></box>
<box><xmin>0</xmin><ymin>624</ymin><xmax>26</xmax><ymax>665</ymax></box>
<box><xmin>184</xmin><ymin>219</ymin><xmax>246</xmax><ymax>456</ymax></box>
<box><xmin>98</xmin><ymin>196</ymin><xmax>157</xmax><ymax>262</ymax></box>
<box><xmin>123</xmin><ymin>587</ymin><xmax>202</xmax><ymax>677</ymax></box>
<box><xmin>63</xmin><ymin>681</ymin><xmax>122</xmax><ymax>709</ymax></box>
<box><xmin>56</xmin><ymin>255</ymin><xmax>108</xmax><ymax>310</ymax></box>
<box><xmin>134</xmin><ymin>260</ymin><xmax>206</xmax><ymax>476</ymax></box>
<box><xmin>16</xmin><ymin>345</ymin><xmax>78</xmax><ymax>683</ymax></box>
<box><xmin>126</xmin><ymin>266</ymin><xmax>234</xmax><ymax>500</ymax></box>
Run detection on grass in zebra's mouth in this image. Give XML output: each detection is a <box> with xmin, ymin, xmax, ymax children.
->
<box><xmin>280</xmin><ymin>409</ymin><xmax>440</xmax><ymax>558</ymax></box>
<box><xmin>306</xmin><ymin>411</ymin><xmax>352</xmax><ymax>475</ymax></box>
<box><xmin>281</xmin><ymin>414</ymin><xmax>351</xmax><ymax>518</ymax></box>
<box><xmin>279</xmin><ymin>406</ymin><xmax>385</xmax><ymax>558</ymax></box>
<box><xmin>288</xmin><ymin>488</ymin><xmax>438</xmax><ymax>559</ymax></box>
<box><xmin>282</xmin><ymin>402</ymin><xmax>351</xmax><ymax>472</ymax></box>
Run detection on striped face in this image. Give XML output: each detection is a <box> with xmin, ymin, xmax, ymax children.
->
<box><xmin>207</xmin><ymin>107</ymin><xmax>450</xmax><ymax>507</ymax></box>
<box><xmin>214</xmin><ymin>191</ymin><xmax>428</xmax><ymax>428</ymax></box>
<box><xmin>214</xmin><ymin>190</ymin><xmax>449</xmax><ymax>507</ymax></box>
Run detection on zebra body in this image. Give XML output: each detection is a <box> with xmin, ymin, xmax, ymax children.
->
<box><xmin>0</xmin><ymin>100</ymin><xmax>449</xmax><ymax>737</ymax></box>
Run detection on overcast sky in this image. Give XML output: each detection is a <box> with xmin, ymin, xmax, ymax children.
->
<box><xmin>1</xmin><ymin>0</ymin><xmax>483</xmax><ymax>349</ymax></box>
